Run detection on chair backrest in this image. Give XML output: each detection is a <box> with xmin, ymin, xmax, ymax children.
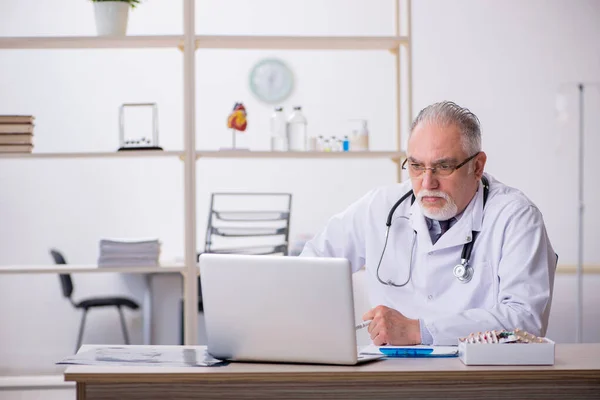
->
<box><xmin>50</xmin><ymin>249</ymin><xmax>73</xmax><ymax>299</ymax></box>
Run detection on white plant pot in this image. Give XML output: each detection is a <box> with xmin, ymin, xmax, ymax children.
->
<box><xmin>94</xmin><ymin>2</ymin><xmax>130</xmax><ymax>36</ymax></box>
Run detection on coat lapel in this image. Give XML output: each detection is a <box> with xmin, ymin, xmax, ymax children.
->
<box><xmin>409</xmin><ymin>199</ymin><xmax>433</xmax><ymax>253</ymax></box>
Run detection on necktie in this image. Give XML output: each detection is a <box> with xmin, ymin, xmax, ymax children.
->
<box><xmin>433</xmin><ymin>218</ymin><xmax>454</xmax><ymax>244</ymax></box>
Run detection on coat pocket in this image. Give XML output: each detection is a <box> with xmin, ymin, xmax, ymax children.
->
<box><xmin>433</xmin><ymin>260</ymin><xmax>496</xmax><ymax>313</ymax></box>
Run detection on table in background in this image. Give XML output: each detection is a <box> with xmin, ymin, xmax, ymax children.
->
<box><xmin>0</xmin><ymin>264</ymin><xmax>186</xmax><ymax>345</ymax></box>
<box><xmin>65</xmin><ymin>344</ymin><xmax>600</xmax><ymax>400</ymax></box>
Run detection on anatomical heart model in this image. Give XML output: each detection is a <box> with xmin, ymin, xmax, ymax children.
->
<box><xmin>226</xmin><ymin>102</ymin><xmax>248</xmax><ymax>150</ymax></box>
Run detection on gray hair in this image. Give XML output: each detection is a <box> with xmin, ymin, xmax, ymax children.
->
<box><xmin>409</xmin><ymin>101</ymin><xmax>481</xmax><ymax>155</ymax></box>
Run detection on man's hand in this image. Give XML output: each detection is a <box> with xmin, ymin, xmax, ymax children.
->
<box><xmin>363</xmin><ymin>305</ymin><xmax>421</xmax><ymax>346</ymax></box>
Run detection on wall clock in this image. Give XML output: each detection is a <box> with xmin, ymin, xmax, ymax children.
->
<box><xmin>249</xmin><ymin>58</ymin><xmax>294</xmax><ymax>104</ymax></box>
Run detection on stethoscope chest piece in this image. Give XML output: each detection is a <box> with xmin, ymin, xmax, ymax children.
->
<box><xmin>453</xmin><ymin>261</ymin><xmax>473</xmax><ymax>283</ymax></box>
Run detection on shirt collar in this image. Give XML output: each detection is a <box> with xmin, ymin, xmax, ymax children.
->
<box><xmin>410</xmin><ymin>179</ymin><xmax>486</xmax><ymax>234</ymax></box>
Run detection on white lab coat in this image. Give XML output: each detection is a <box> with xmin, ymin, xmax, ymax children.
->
<box><xmin>301</xmin><ymin>173</ymin><xmax>556</xmax><ymax>345</ymax></box>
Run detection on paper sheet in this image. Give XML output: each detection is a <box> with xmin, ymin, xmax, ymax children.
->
<box><xmin>57</xmin><ymin>346</ymin><xmax>227</xmax><ymax>367</ymax></box>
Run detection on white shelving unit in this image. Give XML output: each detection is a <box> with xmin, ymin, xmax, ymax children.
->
<box><xmin>195</xmin><ymin>35</ymin><xmax>408</xmax><ymax>50</ymax></box>
<box><xmin>196</xmin><ymin>150</ymin><xmax>405</xmax><ymax>160</ymax></box>
<box><xmin>0</xmin><ymin>0</ymin><xmax>412</xmax><ymax>346</ymax></box>
<box><xmin>0</xmin><ymin>35</ymin><xmax>183</xmax><ymax>49</ymax></box>
<box><xmin>0</xmin><ymin>264</ymin><xmax>186</xmax><ymax>275</ymax></box>
<box><xmin>0</xmin><ymin>150</ymin><xmax>184</xmax><ymax>159</ymax></box>
<box><xmin>0</xmin><ymin>35</ymin><xmax>407</xmax><ymax>51</ymax></box>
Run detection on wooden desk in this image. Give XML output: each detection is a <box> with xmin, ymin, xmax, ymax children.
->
<box><xmin>0</xmin><ymin>264</ymin><xmax>185</xmax><ymax>345</ymax></box>
<box><xmin>65</xmin><ymin>344</ymin><xmax>600</xmax><ymax>400</ymax></box>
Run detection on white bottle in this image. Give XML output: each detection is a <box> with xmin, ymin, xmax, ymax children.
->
<box><xmin>270</xmin><ymin>107</ymin><xmax>287</xmax><ymax>151</ymax></box>
<box><xmin>331</xmin><ymin>136</ymin><xmax>341</xmax><ymax>152</ymax></box>
<box><xmin>316</xmin><ymin>135</ymin><xmax>324</xmax><ymax>151</ymax></box>
<box><xmin>287</xmin><ymin>106</ymin><xmax>307</xmax><ymax>151</ymax></box>
<box><xmin>351</xmin><ymin>120</ymin><xmax>369</xmax><ymax>151</ymax></box>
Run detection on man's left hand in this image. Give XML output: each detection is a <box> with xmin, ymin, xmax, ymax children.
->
<box><xmin>363</xmin><ymin>305</ymin><xmax>421</xmax><ymax>346</ymax></box>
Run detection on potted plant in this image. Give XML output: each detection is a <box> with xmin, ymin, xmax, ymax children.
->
<box><xmin>91</xmin><ymin>0</ymin><xmax>141</xmax><ymax>37</ymax></box>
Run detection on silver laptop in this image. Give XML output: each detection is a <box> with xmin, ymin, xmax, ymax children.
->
<box><xmin>199</xmin><ymin>253</ymin><xmax>383</xmax><ymax>365</ymax></box>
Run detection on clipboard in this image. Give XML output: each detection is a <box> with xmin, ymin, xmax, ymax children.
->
<box><xmin>359</xmin><ymin>345</ymin><xmax>458</xmax><ymax>358</ymax></box>
<box><xmin>379</xmin><ymin>347</ymin><xmax>458</xmax><ymax>358</ymax></box>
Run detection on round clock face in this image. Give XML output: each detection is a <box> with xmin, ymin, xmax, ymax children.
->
<box><xmin>249</xmin><ymin>58</ymin><xmax>294</xmax><ymax>104</ymax></box>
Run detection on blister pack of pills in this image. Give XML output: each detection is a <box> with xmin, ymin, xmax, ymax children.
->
<box><xmin>459</xmin><ymin>328</ymin><xmax>547</xmax><ymax>344</ymax></box>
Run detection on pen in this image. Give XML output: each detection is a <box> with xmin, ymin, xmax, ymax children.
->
<box><xmin>355</xmin><ymin>320</ymin><xmax>372</xmax><ymax>330</ymax></box>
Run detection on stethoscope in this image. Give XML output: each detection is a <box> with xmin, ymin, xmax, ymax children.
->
<box><xmin>375</xmin><ymin>176</ymin><xmax>489</xmax><ymax>286</ymax></box>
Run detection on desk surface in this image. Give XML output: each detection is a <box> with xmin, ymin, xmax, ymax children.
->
<box><xmin>0</xmin><ymin>264</ymin><xmax>186</xmax><ymax>274</ymax></box>
<box><xmin>64</xmin><ymin>344</ymin><xmax>600</xmax><ymax>400</ymax></box>
<box><xmin>65</xmin><ymin>344</ymin><xmax>600</xmax><ymax>382</ymax></box>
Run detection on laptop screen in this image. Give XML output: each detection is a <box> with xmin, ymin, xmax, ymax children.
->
<box><xmin>199</xmin><ymin>253</ymin><xmax>362</xmax><ymax>365</ymax></box>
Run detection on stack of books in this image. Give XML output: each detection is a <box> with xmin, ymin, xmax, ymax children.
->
<box><xmin>97</xmin><ymin>238</ymin><xmax>161</xmax><ymax>267</ymax></box>
<box><xmin>0</xmin><ymin>115</ymin><xmax>34</xmax><ymax>153</ymax></box>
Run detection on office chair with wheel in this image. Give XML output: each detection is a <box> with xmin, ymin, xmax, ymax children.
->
<box><xmin>50</xmin><ymin>249</ymin><xmax>140</xmax><ymax>353</ymax></box>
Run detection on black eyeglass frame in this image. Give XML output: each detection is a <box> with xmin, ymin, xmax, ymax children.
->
<box><xmin>401</xmin><ymin>152</ymin><xmax>480</xmax><ymax>177</ymax></box>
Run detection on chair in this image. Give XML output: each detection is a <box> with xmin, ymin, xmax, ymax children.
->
<box><xmin>179</xmin><ymin>192</ymin><xmax>293</xmax><ymax>344</ymax></box>
<box><xmin>50</xmin><ymin>249</ymin><xmax>140</xmax><ymax>353</ymax></box>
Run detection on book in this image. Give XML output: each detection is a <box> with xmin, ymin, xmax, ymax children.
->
<box><xmin>0</xmin><ymin>144</ymin><xmax>33</xmax><ymax>153</ymax></box>
<box><xmin>0</xmin><ymin>133</ymin><xmax>33</xmax><ymax>145</ymax></box>
<box><xmin>0</xmin><ymin>124</ymin><xmax>34</xmax><ymax>134</ymax></box>
<box><xmin>0</xmin><ymin>115</ymin><xmax>35</xmax><ymax>124</ymax></box>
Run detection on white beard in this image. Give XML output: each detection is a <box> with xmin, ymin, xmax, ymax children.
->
<box><xmin>417</xmin><ymin>190</ymin><xmax>458</xmax><ymax>221</ymax></box>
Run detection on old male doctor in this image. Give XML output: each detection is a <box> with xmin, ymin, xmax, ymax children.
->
<box><xmin>301</xmin><ymin>101</ymin><xmax>556</xmax><ymax>346</ymax></box>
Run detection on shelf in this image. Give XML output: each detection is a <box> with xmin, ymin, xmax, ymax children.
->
<box><xmin>0</xmin><ymin>150</ymin><xmax>405</xmax><ymax>161</ymax></box>
<box><xmin>0</xmin><ymin>35</ymin><xmax>183</xmax><ymax>50</ymax></box>
<box><xmin>0</xmin><ymin>375</ymin><xmax>74</xmax><ymax>389</ymax></box>
<box><xmin>0</xmin><ymin>264</ymin><xmax>186</xmax><ymax>275</ymax></box>
<box><xmin>197</xmin><ymin>150</ymin><xmax>405</xmax><ymax>161</ymax></box>
<box><xmin>0</xmin><ymin>150</ymin><xmax>184</xmax><ymax>160</ymax></box>
<box><xmin>196</xmin><ymin>35</ymin><xmax>408</xmax><ymax>50</ymax></box>
<box><xmin>556</xmin><ymin>265</ymin><xmax>600</xmax><ymax>275</ymax></box>
<box><xmin>0</xmin><ymin>35</ymin><xmax>408</xmax><ymax>51</ymax></box>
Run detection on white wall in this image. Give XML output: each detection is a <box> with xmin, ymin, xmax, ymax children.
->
<box><xmin>0</xmin><ymin>0</ymin><xmax>599</xmax><ymax>376</ymax></box>
<box><xmin>1</xmin><ymin>388</ymin><xmax>74</xmax><ymax>400</ymax></box>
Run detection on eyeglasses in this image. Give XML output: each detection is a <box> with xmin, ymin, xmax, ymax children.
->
<box><xmin>401</xmin><ymin>152</ymin><xmax>480</xmax><ymax>178</ymax></box>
